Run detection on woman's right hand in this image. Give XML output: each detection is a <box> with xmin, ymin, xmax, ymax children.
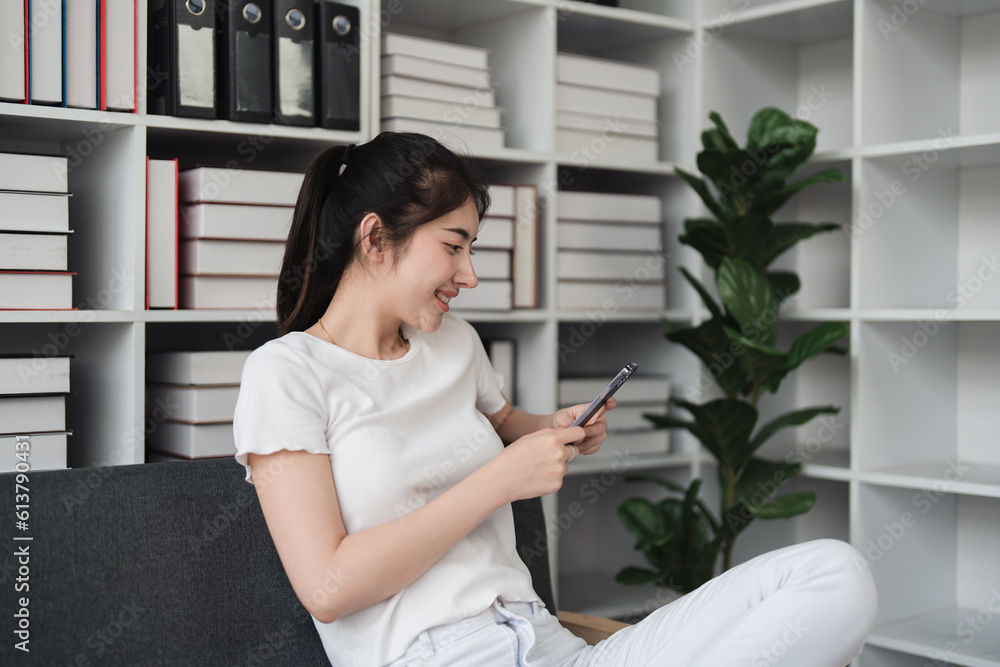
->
<box><xmin>490</xmin><ymin>425</ymin><xmax>586</xmax><ymax>502</ymax></box>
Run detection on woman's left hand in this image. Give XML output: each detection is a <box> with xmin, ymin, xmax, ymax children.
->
<box><xmin>552</xmin><ymin>397</ymin><xmax>617</xmax><ymax>456</ymax></box>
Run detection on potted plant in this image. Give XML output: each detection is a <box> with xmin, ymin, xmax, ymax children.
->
<box><xmin>615</xmin><ymin>107</ymin><xmax>848</xmax><ymax>595</ymax></box>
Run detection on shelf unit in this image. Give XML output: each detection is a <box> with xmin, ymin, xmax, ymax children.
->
<box><xmin>3</xmin><ymin>1</ymin><xmax>1000</xmax><ymax>664</ymax></box>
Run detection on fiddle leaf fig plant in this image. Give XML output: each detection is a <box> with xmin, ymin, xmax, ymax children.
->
<box><xmin>616</xmin><ymin>108</ymin><xmax>848</xmax><ymax>595</ymax></box>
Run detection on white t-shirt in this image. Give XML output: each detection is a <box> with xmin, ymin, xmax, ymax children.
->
<box><xmin>233</xmin><ymin>313</ymin><xmax>541</xmax><ymax>666</ymax></box>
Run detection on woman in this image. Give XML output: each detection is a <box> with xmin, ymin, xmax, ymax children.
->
<box><xmin>233</xmin><ymin>132</ymin><xmax>877</xmax><ymax>666</ymax></box>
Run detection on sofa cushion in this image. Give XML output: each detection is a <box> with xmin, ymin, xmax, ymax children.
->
<box><xmin>0</xmin><ymin>456</ymin><xmax>555</xmax><ymax>665</ymax></box>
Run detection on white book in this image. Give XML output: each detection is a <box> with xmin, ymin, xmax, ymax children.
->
<box><xmin>179</xmin><ymin>275</ymin><xmax>277</xmax><ymax>310</ymax></box>
<box><xmin>146</xmin><ymin>384</ymin><xmax>240</xmax><ymax>424</ymax></box>
<box><xmin>0</xmin><ymin>432</ymin><xmax>69</xmax><ymax>472</ymax></box>
<box><xmin>381</xmin><ymin>54</ymin><xmax>491</xmax><ymax>91</ymax></box>
<box><xmin>146</xmin><ymin>350</ymin><xmax>253</xmax><ymax>386</ymax></box>
<box><xmin>381</xmin><ymin>33</ymin><xmax>489</xmax><ymax>70</ymax></box>
<box><xmin>381</xmin><ymin>95</ymin><xmax>502</xmax><ymax>128</ymax></box>
<box><xmin>146</xmin><ymin>421</ymin><xmax>235</xmax><ymax>459</ymax></box>
<box><xmin>580</xmin><ymin>429</ymin><xmax>671</xmax><ymax>462</ymax></box>
<box><xmin>558</xmin><ymin>250</ymin><xmax>665</xmax><ymax>282</ymax></box>
<box><xmin>381</xmin><ymin>75</ymin><xmax>496</xmax><ymax>107</ymax></box>
<box><xmin>557</xmin><ymin>191</ymin><xmax>661</xmax><ymax>224</ymax></box>
<box><xmin>0</xmin><ymin>395</ymin><xmax>67</xmax><ymax>434</ymax></box>
<box><xmin>179</xmin><ymin>239</ymin><xmax>285</xmax><ymax>276</ymax></box>
<box><xmin>0</xmin><ymin>356</ymin><xmax>71</xmax><ymax>395</ymax></box>
<box><xmin>558</xmin><ymin>221</ymin><xmax>662</xmax><ymax>253</ymax></box>
<box><xmin>381</xmin><ymin>117</ymin><xmax>505</xmax><ymax>153</ymax></box>
<box><xmin>0</xmin><ymin>153</ymin><xmax>69</xmax><ymax>193</ymax></box>
<box><xmin>557</xmin><ymin>53</ymin><xmax>660</xmax><ymax>97</ymax></box>
<box><xmin>558</xmin><ymin>128</ymin><xmax>659</xmax><ymax>162</ymax></box>
<box><xmin>29</xmin><ymin>0</ymin><xmax>62</xmax><ymax>104</ymax></box>
<box><xmin>489</xmin><ymin>184</ymin><xmax>516</xmax><ymax>217</ymax></box>
<box><xmin>558</xmin><ymin>280</ymin><xmax>666</xmax><ymax>311</ymax></box>
<box><xmin>179</xmin><ymin>203</ymin><xmax>293</xmax><ymax>241</ymax></box>
<box><xmin>603</xmin><ymin>404</ymin><xmax>668</xmax><ymax>431</ymax></box>
<box><xmin>0</xmin><ymin>232</ymin><xmax>68</xmax><ymax>271</ymax></box>
<box><xmin>559</xmin><ymin>375</ymin><xmax>671</xmax><ymax>406</ymax></box>
<box><xmin>0</xmin><ymin>271</ymin><xmax>74</xmax><ymax>309</ymax></box>
<box><xmin>65</xmin><ymin>0</ymin><xmax>98</xmax><ymax>109</ymax></box>
<box><xmin>178</xmin><ymin>167</ymin><xmax>304</xmax><ymax>206</ymax></box>
<box><xmin>0</xmin><ymin>192</ymin><xmax>70</xmax><ymax>233</ymax></box>
<box><xmin>476</xmin><ymin>217</ymin><xmax>514</xmax><ymax>249</ymax></box>
<box><xmin>0</xmin><ymin>0</ymin><xmax>25</xmax><ymax>102</ymax></box>
<box><xmin>557</xmin><ymin>110</ymin><xmax>658</xmax><ymax>138</ymax></box>
<box><xmin>485</xmin><ymin>339</ymin><xmax>516</xmax><ymax>404</ymax></box>
<box><xmin>472</xmin><ymin>249</ymin><xmax>511</xmax><ymax>280</ymax></box>
<box><xmin>146</xmin><ymin>158</ymin><xmax>178</xmax><ymax>309</ymax></box>
<box><xmin>103</xmin><ymin>0</ymin><xmax>135</xmax><ymax>111</ymax></box>
<box><xmin>449</xmin><ymin>279</ymin><xmax>511</xmax><ymax>311</ymax></box>
<box><xmin>512</xmin><ymin>185</ymin><xmax>538</xmax><ymax>309</ymax></box>
<box><xmin>556</xmin><ymin>84</ymin><xmax>657</xmax><ymax>123</ymax></box>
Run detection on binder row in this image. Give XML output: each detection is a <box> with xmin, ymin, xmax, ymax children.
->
<box><xmin>0</xmin><ymin>0</ymin><xmax>137</xmax><ymax>111</ymax></box>
<box><xmin>148</xmin><ymin>0</ymin><xmax>360</xmax><ymax>128</ymax></box>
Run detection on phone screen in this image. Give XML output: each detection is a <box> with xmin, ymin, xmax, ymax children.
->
<box><xmin>570</xmin><ymin>363</ymin><xmax>638</xmax><ymax>427</ymax></box>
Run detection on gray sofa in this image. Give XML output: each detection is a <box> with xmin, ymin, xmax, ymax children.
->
<box><xmin>0</xmin><ymin>457</ymin><xmax>559</xmax><ymax>666</ymax></box>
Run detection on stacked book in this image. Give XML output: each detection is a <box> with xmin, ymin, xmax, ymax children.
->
<box><xmin>556</xmin><ymin>191</ymin><xmax>666</xmax><ymax>310</ymax></box>
<box><xmin>556</xmin><ymin>53</ymin><xmax>660</xmax><ymax>162</ymax></box>
<box><xmin>0</xmin><ymin>0</ymin><xmax>136</xmax><ymax>110</ymax></box>
<box><xmin>0</xmin><ymin>355</ymin><xmax>72</xmax><ymax>472</ymax></box>
<box><xmin>450</xmin><ymin>183</ymin><xmax>538</xmax><ymax>311</ymax></box>
<box><xmin>176</xmin><ymin>167</ymin><xmax>302</xmax><ymax>310</ymax></box>
<box><xmin>558</xmin><ymin>372</ymin><xmax>671</xmax><ymax>463</ymax></box>
<box><xmin>0</xmin><ymin>152</ymin><xmax>75</xmax><ymax>310</ymax></box>
<box><xmin>145</xmin><ymin>350</ymin><xmax>252</xmax><ymax>461</ymax></box>
<box><xmin>381</xmin><ymin>32</ymin><xmax>506</xmax><ymax>153</ymax></box>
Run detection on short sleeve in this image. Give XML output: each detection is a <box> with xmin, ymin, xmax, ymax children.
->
<box><xmin>232</xmin><ymin>341</ymin><xmax>331</xmax><ymax>484</ymax></box>
<box><xmin>467</xmin><ymin>324</ymin><xmax>507</xmax><ymax>416</ymax></box>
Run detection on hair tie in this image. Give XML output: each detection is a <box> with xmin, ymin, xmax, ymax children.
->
<box><xmin>338</xmin><ymin>144</ymin><xmax>356</xmax><ymax>176</ymax></box>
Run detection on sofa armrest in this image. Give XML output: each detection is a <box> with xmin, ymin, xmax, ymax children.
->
<box><xmin>556</xmin><ymin>610</ymin><xmax>631</xmax><ymax>645</ymax></box>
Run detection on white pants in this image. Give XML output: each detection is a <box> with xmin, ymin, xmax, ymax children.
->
<box><xmin>386</xmin><ymin>539</ymin><xmax>878</xmax><ymax>667</ymax></box>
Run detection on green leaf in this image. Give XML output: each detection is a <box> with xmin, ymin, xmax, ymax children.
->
<box><xmin>723</xmin><ymin>327</ymin><xmax>790</xmax><ymax>395</ymax></box>
<box><xmin>722</xmin><ymin>215</ymin><xmax>775</xmax><ymax>270</ymax></box>
<box><xmin>787</xmin><ymin>322</ymin><xmax>849</xmax><ymax>371</ymax></box>
<box><xmin>679</xmin><ymin>267</ymin><xmax>722</xmax><ymax>318</ymax></box>
<box><xmin>697</xmin><ymin>148</ymin><xmax>755</xmax><ymax>195</ymax></box>
<box><xmin>759</xmin><ymin>222</ymin><xmax>840</xmax><ymax>268</ymax></box>
<box><xmin>617</xmin><ymin>497</ymin><xmax>665</xmax><ymax>544</ymax></box>
<box><xmin>717</xmin><ymin>257</ymin><xmax>777</xmax><ymax>347</ymax></box>
<box><xmin>766</xmin><ymin>271</ymin><xmax>801</xmax><ymax>305</ymax></box>
<box><xmin>705</xmin><ymin>111</ymin><xmax>739</xmax><ymax>151</ymax></box>
<box><xmin>643</xmin><ymin>412</ymin><xmax>694</xmax><ymax>431</ymax></box>
<box><xmin>753</xmin><ymin>491</ymin><xmax>817</xmax><ymax>520</ymax></box>
<box><xmin>679</xmin><ymin>218</ymin><xmax>728</xmax><ymax>269</ymax></box>
<box><xmin>676</xmin><ymin>167</ymin><xmax>731</xmax><ymax>222</ymax></box>
<box><xmin>733</xmin><ymin>458</ymin><xmax>803</xmax><ymax>507</ymax></box>
<box><xmin>744</xmin><ymin>108</ymin><xmax>818</xmax><ymax>186</ymax></box>
<box><xmin>754</xmin><ymin>168</ymin><xmax>845</xmax><ymax>216</ymax></box>
<box><xmin>671</xmin><ymin>397</ymin><xmax>758</xmax><ymax>468</ymax></box>
<box><xmin>748</xmin><ymin>406</ymin><xmax>841</xmax><ymax>454</ymax></box>
<box><xmin>666</xmin><ymin>319</ymin><xmax>749</xmax><ymax>397</ymax></box>
<box><xmin>616</xmin><ymin>566</ymin><xmax>666</xmax><ymax>587</ymax></box>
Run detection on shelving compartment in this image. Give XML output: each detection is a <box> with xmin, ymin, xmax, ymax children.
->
<box><xmin>857</xmin><ymin>321</ymin><xmax>1000</xmax><ymax>494</ymax></box>
<box><xmin>857</xmin><ymin>153</ymin><xmax>1000</xmax><ymax>310</ymax></box>
<box><xmin>556</xmin><ymin>8</ymin><xmax>698</xmax><ymax>164</ymax></box>
<box><xmin>0</xmin><ymin>116</ymin><xmax>142</xmax><ymax>311</ymax></box>
<box><xmin>859</xmin><ymin>484</ymin><xmax>1000</xmax><ymax>667</ymax></box>
<box><xmin>701</xmin><ymin>2</ymin><xmax>854</xmax><ymax>153</ymax></box>
<box><xmin>861</xmin><ymin>1</ymin><xmax>1000</xmax><ymax>145</ymax></box>
<box><xmin>385</xmin><ymin>1</ymin><xmax>557</xmax><ymax>153</ymax></box>
<box><xmin>470</xmin><ymin>320</ymin><xmax>554</xmax><ymax>411</ymax></box>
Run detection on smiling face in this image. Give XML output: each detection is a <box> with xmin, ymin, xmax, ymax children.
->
<box><xmin>384</xmin><ymin>199</ymin><xmax>480</xmax><ymax>334</ymax></box>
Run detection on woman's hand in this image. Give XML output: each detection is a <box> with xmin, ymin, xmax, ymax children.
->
<box><xmin>489</xmin><ymin>426</ymin><xmax>587</xmax><ymax>502</ymax></box>
<box><xmin>553</xmin><ymin>396</ymin><xmax>617</xmax><ymax>456</ymax></box>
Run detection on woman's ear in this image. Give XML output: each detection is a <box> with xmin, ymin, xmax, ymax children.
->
<box><xmin>358</xmin><ymin>212</ymin><xmax>386</xmax><ymax>261</ymax></box>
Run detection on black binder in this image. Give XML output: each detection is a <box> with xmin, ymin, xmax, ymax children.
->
<box><xmin>315</xmin><ymin>1</ymin><xmax>360</xmax><ymax>131</ymax></box>
<box><xmin>148</xmin><ymin>0</ymin><xmax>217</xmax><ymax>118</ymax></box>
<box><xmin>217</xmin><ymin>0</ymin><xmax>273</xmax><ymax>124</ymax></box>
<box><xmin>272</xmin><ymin>0</ymin><xmax>316</xmax><ymax>126</ymax></box>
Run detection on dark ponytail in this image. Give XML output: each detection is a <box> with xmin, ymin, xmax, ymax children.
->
<box><xmin>276</xmin><ymin>132</ymin><xmax>491</xmax><ymax>336</ymax></box>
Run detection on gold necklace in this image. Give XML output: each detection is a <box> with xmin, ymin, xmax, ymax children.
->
<box><xmin>316</xmin><ymin>318</ymin><xmax>409</xmax><ymax>351</ymax></box>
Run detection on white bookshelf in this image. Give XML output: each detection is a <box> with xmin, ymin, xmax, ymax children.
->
<box><xmin>3</xmin><ymin>1</ymin><xmax>1000</xmax><ymax>664</ymax></box>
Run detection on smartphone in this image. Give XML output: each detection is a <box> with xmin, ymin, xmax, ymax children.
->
<box><xmin>570</xmin><ymin>363</ymin><xmax>638</xmax><ymax>427</ymax></box>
